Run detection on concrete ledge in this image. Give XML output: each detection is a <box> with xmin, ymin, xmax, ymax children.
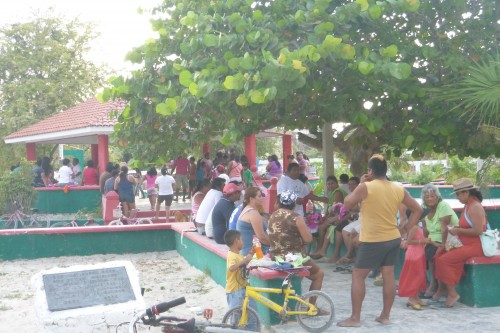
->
<box><xmin>458</xmin><ymin>256</ymin><xmax>500</xmax><ymax>307</ymax></box>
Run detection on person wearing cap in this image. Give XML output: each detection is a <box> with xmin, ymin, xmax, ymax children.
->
<box><xmin>211</xmin><ymin>183</ymin><xmax>243</xmax><ymax>244</ymax></box>
<box><xmin>277</xmin><ymin>162</ymin><xmax>328</xmax><ymax>217</ymax></box>
<box><xmin>337</xmin><ymin>154</ymin><xmax>422</xmax><ymax>328</ymax></box>
<box><xmin>195</xmin><ymin>177</ymin><xmax>226</xmax><ymax>235</ymax></box>
<box><xmin>433</xmin><ymin>178</ymin><xmax>487</xmax><ymax>307</ymax></box>
<box><xmin>268</xmin><ymin>190</ymin><xmax>325</xmax><ymax>293</ymax></box>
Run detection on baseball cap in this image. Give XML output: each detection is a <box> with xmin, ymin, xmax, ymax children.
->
<box><xmin>223</xmin><ymin>183</ymin><xmax>242</xmax><ymax>195</ymax></box>
<box><xmin>217</xmin><ymin>164</ymin><xmax>225</xmax><ymax>172</ymax></box>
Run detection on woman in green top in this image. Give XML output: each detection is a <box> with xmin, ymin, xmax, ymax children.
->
<box><xmin>420</xmin><ymin>183</ymin><xmax>459</xmax><ymax>298</ymax></box>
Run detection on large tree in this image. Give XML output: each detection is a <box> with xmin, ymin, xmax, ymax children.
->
<box><xmin>0</xmin><ymin>14</ymin><xmax>106</xmax><ymax>170</ymax></box>
<box><xmin>103</xmin><ymin>0</ymin><xmax>498</xmax><ymax>173</ymax></box>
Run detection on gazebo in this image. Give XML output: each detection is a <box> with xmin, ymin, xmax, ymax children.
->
<box><xmin>3</xmin><ymin>98</ymin><xmax>126</xmax><ymax>173</ymax></box>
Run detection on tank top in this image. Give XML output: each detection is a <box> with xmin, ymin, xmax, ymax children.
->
<box><xmin>118</xmin><ymin>176</ymin><xmax>134</xmax><ymax>197</ymax></box>
<box><xmin>359</xmin><ymin>180</ymin><xmax>404</xmax><ymax>242</ymax></box>
<box><xmin>145</xmin><ymin>174</ymin><xmax>157</xmax><ymax>189</ymax></box>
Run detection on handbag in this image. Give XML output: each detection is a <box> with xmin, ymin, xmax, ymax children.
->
<box><xmin>463</xmin><ymin>208</ymin><xmax>498</xmax><ymax>257</ymax></box>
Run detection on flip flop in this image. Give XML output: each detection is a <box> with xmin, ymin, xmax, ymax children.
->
<box><xmin>310</xmin><ymin>254</ymin><xmax>324</xmax><ymax>260</ymax></box>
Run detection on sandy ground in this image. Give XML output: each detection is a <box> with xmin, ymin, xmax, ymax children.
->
<box><xmin>0</xmin><ymin>251</ymin><xmax>227</xmax><ymax>332</ymax></box>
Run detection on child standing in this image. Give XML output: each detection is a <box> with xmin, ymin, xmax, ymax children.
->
<box><xmin>224</xmin><ymin>230</ymin><xmax>254</xmax><ymax>309</ymax></box>
<box><xmin>398</xmin><ymin>224</ymin><xmax>431</xmax><ymax>310</ymax></box>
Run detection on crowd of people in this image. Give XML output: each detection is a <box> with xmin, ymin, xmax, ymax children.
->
<box><xmin>29</xmin><ymin>151</ymin><xmax>490</xmax><ymax>326</ymax></box>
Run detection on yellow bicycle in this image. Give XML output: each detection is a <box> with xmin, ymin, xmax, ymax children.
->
<box><xmin>222</xmin><ymin>267</ymin><xmax>334</xmax><ymax>333</ymax></box>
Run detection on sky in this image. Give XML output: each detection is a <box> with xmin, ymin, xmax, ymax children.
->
<box><xmin>0</xmin><ymin>0</ymin><xmax>161</xmax><ymax>73</ymax></box>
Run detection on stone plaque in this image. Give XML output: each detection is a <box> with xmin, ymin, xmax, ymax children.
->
<box><xmin>43</xmin><ymin>266</ymin><xmax>136</xmax><ymax>311</ymax></box>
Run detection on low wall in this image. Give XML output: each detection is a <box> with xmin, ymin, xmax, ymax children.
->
<box><xmin>34</xmin><ymin>186</ymin><xmax>101</xmax><ymax>214</ymax></box>
<box><xmin>405</xmin><ymin>185</ymin><xmax>500</xmax><ymax>200</ymax></box>
<box><xmin>0</xmin><ymin>224</ymin><xmax>175</xmax><ymax>260</ymax></box>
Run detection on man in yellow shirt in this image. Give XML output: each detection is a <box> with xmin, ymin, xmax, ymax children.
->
<box><xmin>338</xmin><ymin>154</ymin><xmax>422</xmax><ymax>328</ymax></box>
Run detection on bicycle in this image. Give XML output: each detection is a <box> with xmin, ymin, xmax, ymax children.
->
<box><xmin>125</xmin><ymin>296</ymin><xmax>260</xmax><ymax>333</ymax></box>
<box><xmin>222</xmin><ymin>267</ymin><xmax>335</xmax><ymax>333</ymax></box>
<box><xmin>109</xmin><ymin>206</ymin><xmax>153</xmax><ymax>226</ymax></box>
<box><xmin>0</xmin><ymin>201</ymin><xmax>50</xmax><ymax>229</ymax></box>
<box><xmin>50</xmin><ymin>218</ymin><xmax>97</xmax><ymax>228</ymax></box>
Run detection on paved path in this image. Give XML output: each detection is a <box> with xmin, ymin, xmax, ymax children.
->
<box><xmin>272</xmin><ymin>259</ymin><xmax>499</xmax><ymax>333</ymax></box>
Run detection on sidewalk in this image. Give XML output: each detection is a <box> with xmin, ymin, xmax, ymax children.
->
<box><xmin>273</xmin><ymin>259</ymin><xmax>499</xmax><ymax>333</ymax></box>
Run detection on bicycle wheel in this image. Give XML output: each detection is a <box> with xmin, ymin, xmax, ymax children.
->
<box><xmin>50</xmin><ymin>222</ymin><xmax>68</xmax><ymax>228</ymax></box>
<box><xmin>222</xmin><ymin>306</ymin><xmax>261</xmax><ymax>332</ymax></box>
<box><xmin>108</xmin><ymin>219</ymin><xmax>123</xmax><ymax>226</ymax></box>
<box><xmin>295</xmin><ymin>290</ymin><xmax>335</xmax><ymax>333</ymax></box>
<box><xmin>31</xmin><ymin>215</ymin><xmax>50</xmax><ymax>228</ymax></box>
<box><xmin>135</xmin><ymin>218</ymin><xmax>153</xmax><ymax>225</ymax></box>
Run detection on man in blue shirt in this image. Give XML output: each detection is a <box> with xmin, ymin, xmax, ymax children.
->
<box><xmin>212</xmin><ymin>183</ymin><xmax>242</xmax><ymax>244</ymax></box>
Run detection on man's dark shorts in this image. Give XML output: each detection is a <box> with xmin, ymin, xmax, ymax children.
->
<box><xmin>355</xmin><ymin>238</ymin><xmax>401</xmax><ymax>269</ymax></box>
<box><xmin>334</xmin><ymin>219</ymin><xmax>349</xmax><ymax>232</ymax></box>
<box><xmin>157</xmin><ymin>194</ymin><xmax>173</xmax><ymax>206</ymax></box>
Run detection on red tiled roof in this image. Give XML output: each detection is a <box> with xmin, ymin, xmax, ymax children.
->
<box><xmin>4</xmin><ymin>98</ymin><xmax>126</xmax><ymax>140</ymax></box>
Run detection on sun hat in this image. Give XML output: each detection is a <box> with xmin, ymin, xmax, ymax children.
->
<box><xmin>223</xmin><ymin>183</ymin><xmax>242</xmax><ymax>195</ymax></box>
<box><xmin>452</xmin><ymin>178</ymin><xmax>479</xmax><ymax>193</ymax></box>
<box><xmin>217</xmin><ymin>164</ymin><xmax>225</xmax><ymax>172</ymax></box>
<box><xmin>279</xmin><ymin>190</ymin><xmax>298</xmax><ymax>206</ymax></box>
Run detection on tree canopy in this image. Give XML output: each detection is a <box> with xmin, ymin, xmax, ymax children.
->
<box><xmin>103</xmin><ymin>0</ymin><xmax>499</xmax><ymax>173</ymax></box>
<box><xmin>0</xmin><ymin>14</ymin><xmax>106</xmax><ymax>170</ymax></box>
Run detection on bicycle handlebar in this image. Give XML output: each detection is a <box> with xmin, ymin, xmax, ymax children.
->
<box><xmin>146</xmin><ymin>297</ymin><xmax>186</xmax><ymax>317</ymax></box>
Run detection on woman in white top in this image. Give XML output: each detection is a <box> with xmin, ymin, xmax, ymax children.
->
<box><xmin>57</xmin><ymin>158</ymin><xmax>74</xmax><ymax>186</ymax></box>
<box><xmin>154</xmin><ymin>167</ymin><xmax>176</xmax><ymax>220</ymax></box>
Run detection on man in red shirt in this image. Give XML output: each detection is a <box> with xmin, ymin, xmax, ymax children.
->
<box><xmin>171</xmin><ymin>154</ymin><xmax>190</xmax><ymax>201</ymax></box>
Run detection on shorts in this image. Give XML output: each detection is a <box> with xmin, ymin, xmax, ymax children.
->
<box><xmin>189</xmin><ymin>179</ymin><xmax>196</xmax><ymax>188</ymax></box>
<box><xmin>120</xmin><ymin>194</ymin><xmax>135</xmax><ymax>204</ymax></box>
<box><xmin>355</xmin><ymin>238</ymin><xmax>401</xmax><ymax>269</ymax></box>
<box><xmin>334</xmin><ymin>219</ymin><xmax>349</xmax><ymax>232</ymax></box>
<box><xmin>174</xmin><ymin>174</ymin><xmax>188</xmax><ymax>190</ymax></box>
<box><xmin>425</xmin><ymin>243</ymin><xmax>440</xmax><ymax>262</ymax></box>
<box><xmin>157</xmin><ymin>194</ymin><xmax>173</xmax><ymax>206</ymax></box>
<box><xmin>147</xmin><ymin>187</ymin><xmax>157</xmax><ymax>196</ymax></box>
<box><xmin>343</xmin><ymin>220</ymin><xmax>360</xmax><ymax>234</ymax></box>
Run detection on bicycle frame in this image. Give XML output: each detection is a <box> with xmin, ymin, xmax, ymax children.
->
<box><xmin>237</xmin><ymin>281</ymin><xmax>318</xmax><ymax>326</ymax></box>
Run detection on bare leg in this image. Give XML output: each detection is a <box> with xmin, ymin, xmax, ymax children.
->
<box><xmin>122</xmin><ymin>202</ymin><xmax>130</xmax><ymax>217</ymax></box>
<box><xmin>337</xmin><ymin>267</ymin><xmax>370</xmax><ymax>327</ymax></box>
<box><xmin>155</xmin><ymin>200</ymin><xmax>161</xmax><ymax>219</ymax></box>
<box><xmin>311</xmin><ymin>222</ymin><xmax>330</xmax><ymax>255</ymax></box>
<box><xmin>330</xmin><ymin>230</ymin><xmax>343</xmax><ymax>262</ymax></box>
<box><xmin>165</xmin><ymin>205</ymin><xmax>171</xmax><ymax>222</ymax></box>
<box><xmin>376</xmin><ymin>265</ymin><xmax>396</xmax><ymax>325</ymax></box>
<box><xmin>149</xmin><ymin>194</ymin><xmax>156</xmax><ymax>210</ymax></box>
<box><xmin>433</xmin><ymin>280</ymin><xmax>446</xmax><ymax>301</ymax></box>
<box><xmin>425</xmin><ymin>261</ymin><xmax>437</xmax><ymax>296</ymax></box>
<box><xmin>444</xmin><ymin>284</ymin><xmax>460</xmax><ymax>307</ymax></box>
<box><xmin>338</xmin><ymin>231</ymin><xmax>355</xmax><ymax>264</ymax></box>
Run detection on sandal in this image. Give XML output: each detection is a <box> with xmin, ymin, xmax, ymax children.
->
<box><xmin>406</xmin><ymin>302</ymin><xmax>423</xmax><ymax>311</ymax></box>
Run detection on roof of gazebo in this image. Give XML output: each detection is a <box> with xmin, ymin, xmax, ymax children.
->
<box><xmin>3</xmin><ymin>98</ymin><xmax>126</xmax><ymax>145</ymax></box>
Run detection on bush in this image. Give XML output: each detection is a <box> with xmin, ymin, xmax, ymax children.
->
<box><xmin>0</xmin><ymin>160</ymin><xmax>37</xmax><ymax>213</ymax></box>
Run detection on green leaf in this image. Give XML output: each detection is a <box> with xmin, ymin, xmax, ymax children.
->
<box><xmin>405</xmin><ymin>0</ymin><xmax>420</xmax><ymax>11</ymax></box>
<box><xmin>203</xmin><ymin>34</ymin><xmax>219</xmax><ymax>47</ymax></box>
<box><xmin>179</xmin><ymin>70</ymin><xmax>193</xmax><ymax>87</ymax></box>
<box><xmin>404</xmin><ymin>135</ymin><xmax>414</xmax><ymax>147</ymax></box>
<box><xmin>236</xmin><ymin>94</ymin><xmax>249</xmax><ymax>106</ymax></box>
<box><xmin>250</xmin><ymin>90</ymin><xmax>265</xmax><ymax>104</ymax></box>
<box><xmin>228</xmin><ymin>58</ymin><xmax>240</xmax><ymax>69</ymax></box>
<box><xmin>340</xmin><ymin>44</ymin><xmax>356</xmax><ymax>60</ymax></box>
<box><xmin>358</xmin><ymin>61</ymin><xmax>374</xmax><ymax>75</ymax></box>
<box><xmin>240</xmin><ymin>53</ymin><xmax>255</xmax><ymax>70</ymax></box>
<box><xmin>189</xmin><ymin>82</ymin><xmax>198</xmax><ymax>96</ymax></box>
<box><xmin>252</xmin><ymin>10</ymin><xmax>263</xmax><ymax>21</ymax></box>
<box><xmin>355</xmin><ymin>0</ymin><xmax>369</xmax><ymax>11</ymax></box>
<box><xmin>223</xmin><ymin>74</ymin><xmax>244</xmax><ymax>90</ymax></box>
<box><xmin>382</xmin><ymin>45</ymin><xmax>398</xmax><ymax>58</ymax></box>
<box><xmin>322</xmin><ymin>35</ymin><xmax>342</xmax><ymax>51</ymax></box>
<box><xmin>368</xmin><ymin>5</ymin><xmax>382</xmax><ymax>19</ymax></box>
<box><xmin>156</xmin><ymin>98</ymin><xmax>177</xmax><ymax>116</ymax></box>
<box><xmin>388</xmin><ymin>63</ymin><xmax>412</xmax><ymax>80</ymax></box>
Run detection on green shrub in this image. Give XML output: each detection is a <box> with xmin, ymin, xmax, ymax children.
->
<box><xmin>0</xmin><ymin>160</ymin><xmax>37</xmax><ymax>214</ymax></box>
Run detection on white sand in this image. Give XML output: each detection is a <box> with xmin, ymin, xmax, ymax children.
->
<box><xmin>0</xmin><ymin>251</ymin><xmax>227</xmax><ymax>332</ymax></box>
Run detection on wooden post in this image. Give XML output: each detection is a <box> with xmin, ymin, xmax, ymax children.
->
<box><xmin>322</xmin><ymin>122</ymin><xmax>334</xmax><ymax>196</ymax></box>
<box><xmin>244</xmin><ymin>134</ymin><xmax>257</xmax><ymax>169</ymax></box>
<box><xmin>97</xmin><ymin>135</ymin><xmax>109</xmax><ymax>174</ymax></box>
<box><xmin>282</xmin><ymin>134</ymin><xmax>292</xmax><ymax>172</ymax></box>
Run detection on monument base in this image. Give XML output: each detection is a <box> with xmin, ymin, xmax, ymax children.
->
<box><xmin>32</xmin><ymin>261</ymin><xmax>145</xmax><ymax>333</ymax></box>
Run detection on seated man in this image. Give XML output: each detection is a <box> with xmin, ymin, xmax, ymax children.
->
<box><xmin>337</xmin><ymin>216</ymin><xmax>361</xmax><ymax>265</ymax></box>
<box><xmin>211</xmin><ymin>183</ymin><xmax>242</xmax><ymax>244</ymax></box>
<box><xmin>195</xmin><ymin>177</ymin><xmax>225</xmax><ymax>235</ymax></box>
